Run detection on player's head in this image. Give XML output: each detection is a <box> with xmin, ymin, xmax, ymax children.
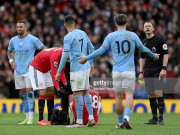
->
<box><xmin>114</xmin><ymin>14</ymin><xmax>129</xmax><ymax>27</ymax></box>
<box><xmin>143</xmin><ymin>20</ymin><xmax>154</xmax><ymax>35</ymax></box>
<box><xmin>16</xmin><ymin>20</ymin><xmax>27</xmax><ymax>35</ymax></box>
<box><xmin>64</xmin><ymin>15</ymin><xmax>75</xmax><ymax>28</ymax></box>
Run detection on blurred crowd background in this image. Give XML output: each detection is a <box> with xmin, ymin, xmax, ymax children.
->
<box><xmin>0</xmin><ymin>0</ymin><xmax>180</xmax><ymax>99</ymax></box>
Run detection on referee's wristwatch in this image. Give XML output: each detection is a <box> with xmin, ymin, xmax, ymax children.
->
<box><xmin>162</xmin><ymin>66</ymin><xmax>167</xmax><ymax>70</ymax></box>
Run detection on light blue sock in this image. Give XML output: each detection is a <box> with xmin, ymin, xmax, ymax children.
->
<box><xmin>117</xmin><ymin>114</ymin><xmax>124</xmax><ymax>124</ymax></box>
<box><xmin>27</xmin><ymin>91</ymin><xmax>35</xmax><ymax>113</ymax></box>
<box><xmin>20</xmin><ymin>93</ymin><xmax>29</xmax><ymax>114</ymax></box>
<box><xmin>84</xmin><ymin>94</ymin><xmax>93</xmax><ymax>116</ymax></box>
<box><xmin>124</xmin><ymin>108</ymin><xmax>131</xmax><ymax>121</ymax></box>
<box><xmin>74</xmin><ymin>95</ymin><xmax>83</xmax><ymax>122</ymax></box>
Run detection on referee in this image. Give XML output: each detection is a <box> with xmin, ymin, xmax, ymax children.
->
<box><xmin>139</xmin><ymin>21</ymin><xmax>168</xmax><ymax>125</ymax></box>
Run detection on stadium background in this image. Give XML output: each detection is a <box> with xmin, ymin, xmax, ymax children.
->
<box><xmin>0</xmin><ymin>0</ymin><xmax>180</xmax><ymax>114</ymax></box>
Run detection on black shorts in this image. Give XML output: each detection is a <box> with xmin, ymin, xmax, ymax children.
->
<box><xmin>144</xmin><ymin>67</ymin><xmax>164</xmax><ymax>93</ymax></box>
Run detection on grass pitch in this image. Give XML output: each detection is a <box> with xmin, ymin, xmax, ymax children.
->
<box><xmin>0</xmin><ymin>113</ymin><xmax>179</xmax><ymax>135</ymax></box>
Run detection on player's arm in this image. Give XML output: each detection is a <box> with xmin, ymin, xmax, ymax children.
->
<box><xmin>160</xmin><ymin>40</ymin><xmax>168</xmax><ymax>78</ymax></box>
<box><xmin>56</xmin><ymin>36</ymin><xmax>71</xmax><ymax>81</ymax></box>
<box><xmin>79</xmin><ymin>35</ymin><xmax>110</xmax><ymax>64</ymax></box>
<box><xmin>7</xmin><ymin>39</ymin><xmax>16</xmax><ymax>69</ymax></box>
<box><xmin>139</xmin><ymin>58</ymin><xmax>145</xmax><ymax>79</ymax></box>
<box><xmin>133</xmin><ymin>33</ymin><xmax>159</xmax><ymax>60</ymax></box>
<box><xmin>87</xmin><ymin>40</ymin><xmax>95</xmax><ymax>76</ymax></box>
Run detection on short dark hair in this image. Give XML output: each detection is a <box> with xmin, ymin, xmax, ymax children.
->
<box><xmin>144</xmin><ymin>20</ymin><xmax>154</xmax><ymax>27</ymax></box>
<box><xmin>17</xmin><ymin>20</ymin><xmax>27</xmax><ymax>25</ymax></box>
<box><xmin>114</xmin><ymin>14</ymin><xmax>129</xmax><ymax>26</ymax></box>
<box><xmin>64</xmin><ymin>15</ymin><xmax>75</xmax><ymax>26</ymax></box>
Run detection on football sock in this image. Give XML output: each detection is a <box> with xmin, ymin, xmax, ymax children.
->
<box><xmin>149</xmin><ymin>97</ymin><xmax>158</xmax><ymax>120</ymax></box>
<box><xmin>47</xmin><ymin>95</ymin><xmax>54</xmax><ymax>121</ymax></box>
<box><xmin>38</xmin><ymin>95</ymin><xmax>46</xmax><ymax>121</ymax></box>
<box><xmin>84</xmin><ymin>94</ymin><xmax>94</xmax><ymax>121</ymax></box>
<box><xmin>117</xmin><ymin>114</ymin><xmax>124</xmax><ymax>125</ymax></box>
<box><xmin>74</xmin><ymin>95</ymin><xmax>83</xmax><ymax>124</ymax></box>
<box><xmin>157</xmin><ymin>97</ymin><xmax>165</xmax><ymax>120</ymax></box>
<box><xmin>27</xmin><ymin>91</ymin><xmax>35</xmax><ymax>120</ymax></box>
<box><xmin>20</xmin><ymin>93</ymin><xmax>29</xmax><ymax>119</ymax></box>
<box><xmin>61</xmin><ymin>95</ymin><xmax>69</xmax><ymax>114</ymax></box>
<box><xmin>124</xmin><ymin>108</ymin><xmax>131</xmax><ymax>122</ymax></box>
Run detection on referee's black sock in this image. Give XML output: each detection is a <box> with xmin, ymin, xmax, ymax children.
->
<box><xmin>149</xmin><ymin>97</ymin><xmax>158</xmax><ymax>120</ymax></box>
<box><xmin>38</xmin><ymin>95</ymin><xmax>46</xmax><ymax>121</ymax></box>
<box><xmin>157</xmin><ymin>97</ymin><xmax>165</xmax><ymax>120</ymax></box>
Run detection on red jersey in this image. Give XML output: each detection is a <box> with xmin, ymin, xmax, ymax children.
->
<box><xmin>30</xmin><ymin>48</ymin><xmax>66</xmax><ymax>90</ymax></box>
<box><xmin>72</xmin><ymin>88</ymin><xmax>100</xmax><ymax>125</ymax></box>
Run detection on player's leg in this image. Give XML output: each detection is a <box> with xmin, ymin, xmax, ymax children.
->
<box><xmin>46</xmin><ymin>86</ymin><xmax>54</xmax><ymax>125</ymax></box>
<box><xmin>122</xmin><ymin>71</ymin><xmax>135</xmax><ymax>129</ymax></box>
<box><xmin>45</xmin><ymin>71</ymin><xmax>55</xmax><ymax>124</ymax></box>
<box><xmin>115</xmin><ymin>92</ymin><xmax>124</xmax><ymax>129</ymax></box>
<box><xmin>123</xmin><ymin>89</ymin><xmax>133</xmax><ymax>129</ymax></box>
<box><xmin>66</xmin><ymin>71</ymin><xmax>84</xmax><ymax>128</ymax></box>
<box><xmin>82</xmin><ymin>69</ymin><xmax>95</xmax><ymax>127</ymax></box>
<box><xmin>14</xmin><ymin>73</ymin><xmax>29</xmax><ymax>124</ymax></box>
<box><xmin>144</xmin><ymin>69</ymin><xmax>158</xmax><ymax>125</ymax></box>
<box><xmin>18</xmin><ymin>89</ymin><xmax>29</xmax><ymax>124</ymax></box>
<box><xmin>112</xmin><ymin>71</ymin><xmax>124</xmax><ymax>129</ymax></box>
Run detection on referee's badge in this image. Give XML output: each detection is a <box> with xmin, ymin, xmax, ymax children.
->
<box><xmin>19</xmin><ymin>42</ymin><xmax>23</xmax><ymax>46</ymax></box>
<box><xmin>152</xmin><ymin>47</ymin><xmax>156</xmax><ymax>52</ymax></box>
<box><xmin>163</xmin><ymin>44</ymin><xmax>168</xmax><ymax>50</ymax></box>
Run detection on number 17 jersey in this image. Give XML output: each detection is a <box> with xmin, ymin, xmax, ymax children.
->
<box><xmin>102</xmin><ymin>30</ymin><xmax>142</xmax><ymax>72</ymax></box>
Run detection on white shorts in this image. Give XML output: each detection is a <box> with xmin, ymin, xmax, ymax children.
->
<box><xmin>29</xmin><ymin>66</ymin><xmax>54</xmax><ymax>91</ymax></box>
<box><xmin>112</xmin><ymin>71</ymin><xmax>135</xmax><ymax>92</ymax></box>
<box><xmin>14</xmin><ymin>71</ymin><xmax>32</xmax><ymax>89</ymax></box>
<box><xmin>70</xmin><ymin>69</ymin><xmax>90</xmax><ymax>91</ymax></box>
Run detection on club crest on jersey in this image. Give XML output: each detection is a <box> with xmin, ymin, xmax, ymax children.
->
<box><xmin>152</xmin><ymin>47</ymin><xmax>156</xmax><ymax>52</ymax></box>
<box><xmin>54</xmin><ymin>62</ymin><xmax>58</xmax><ymax>67</ymax></box>
<box><xmin>19</xmin><ymin>42</ymin><xmax>23</xmax><ymax>46</ymax></box>
<box><xmin>163</xmin><ymin>44</ymin><xmax>168</xmax><ymax>50</ymax></box>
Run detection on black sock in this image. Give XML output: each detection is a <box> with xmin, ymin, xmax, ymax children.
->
<box><xmin>38</xmin><ymin>95</ymin><xmax>46</xmax><ymax>121</ymax></box>
<box><xmin>149</xmin><ymin>97</ymin><xmax>158</xmax><ymax>120</ymax></box>
<box><xmin>61</xmin><ymin>96</ymin><xmax>69</xmax><ymax>115</ymax></box>
<box><xmin>157</xmin><ymin>97</ymin><xmax>165</xmax><ymax>120</ymax></box>
<box><xmin>47</xmin><ymin>95</ymin><xmax>54</xmax><ymax>121</ymax></box>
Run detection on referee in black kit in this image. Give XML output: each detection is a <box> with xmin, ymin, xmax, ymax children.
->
<box><xmin>139</xmin><ymin>20</ymin><xmax>168</xmax><ymax>125</ymax></box>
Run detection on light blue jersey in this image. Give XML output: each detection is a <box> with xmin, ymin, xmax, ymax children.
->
<box><xmin>58</xmin><ymin>29</ymin><xmax>94</xmax><ymax>73</ymax></box>
<box><xmin>86</xmin><ymin>30</ymin><xmax>156</xmax><ymax>72</ymax></box>
<box><xmin>8</xmin><ymin>34</ymin><xmax>44</xmax><ymax>74</ymax></box>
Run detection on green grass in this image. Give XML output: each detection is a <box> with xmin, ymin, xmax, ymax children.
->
<box><xmin>0</xmin><ymin>113</ymin><xmax>180</xmax><ymax>135</ymax></box>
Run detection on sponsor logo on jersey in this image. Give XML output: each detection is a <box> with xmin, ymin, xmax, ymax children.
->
<box><xmin>19</xmin><ymin>42</ymin><xmax>23</xmax><ymax>46</ymax></box>
<box><xmin>163</xmin><ymin>44</ymin><xmax>168</xmax><ymax>50</ymax></box>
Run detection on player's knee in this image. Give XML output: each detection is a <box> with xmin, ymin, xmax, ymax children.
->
<box><xmin>155</xmin><ymin>91</ymin><xmax>163</xmax><ymax>98</ymax></box>
<box><xmin>148</xmin><ymin>93</ymin><xmax>156</xmax><ymax>98</ymax></box>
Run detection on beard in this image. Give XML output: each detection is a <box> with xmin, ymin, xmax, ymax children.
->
<box><xmin>17</xmin><ymin>30</ymin><xmax>25</xmax><ymax>35</ymax></box>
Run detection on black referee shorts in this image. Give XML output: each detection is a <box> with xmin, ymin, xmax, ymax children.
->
<box><xmin>144</xmin><ymin>67</ymin><xmax>164</xmax><ymax>93</ymax></box>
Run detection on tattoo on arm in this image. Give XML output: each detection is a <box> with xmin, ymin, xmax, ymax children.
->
<box><xmin>7</xmin><ymin>51</ymin><xmax>15</xmax><ymax>60</ymax></box>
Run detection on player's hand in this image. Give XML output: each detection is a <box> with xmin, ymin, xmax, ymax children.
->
<box><xmin>78</xmin><ymin>56</ymin><xmax>87</xmax><ymax>64</ymax></box>
<box><xmin>159</xmin><ymin>69</ymin><xmax>166</xmax><ymax>78</ymax></box>
<box><xmin>153</xmin><ymin>53</ymin><xmax>160</xmax><ymax>61</ymax></box>
<box><xmin>138</xmin><ymin>73</ymin><xmax>144</xmax><ymax>79</ymax></box>
<box><xmin>55</xmin><ymin>73</ymin><xmax>61</xmax><ymax>81</ymax></box>
<box><xmin>90</xmin><ymin>65</ymin><xmax>95</xmax><ymax>77</ymax></box>
<box><xmin>10</xmin><ymin>62</ymin><xmax>16</xmax><ymax>70</ymax></box>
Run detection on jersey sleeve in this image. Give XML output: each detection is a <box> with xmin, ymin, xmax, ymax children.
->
<box><xmin>32</xmin><ymin>36</ymin><xmax>44</xmax><ymax>50</ymax></box>
<box><xmin>86</xmin><ymin>34</ymin><xmax>94</xmax><ymax>65</ymax></box>
<box><xmin>132</xmin><ymin>33</ymin><xmax>143</xmax><ymax>48</ymax></box>
<box><xmin>63</xmin><ymin>35</ymin><xmax>72</xmax><ymax>51</ymax></box>
<box><xmin>8</xmin><ymin>38</ymin><xmax>14</xmax><ymax>51</ymax></box>
<box><xmin>102</xmin><ymin>34</ymin><xmax>111</xmax><ymax>50</ymax></box>
<box><xmin>160</xmin><ymin>38</ymin><xmax>168</xmax><ymax>55</ymax></box>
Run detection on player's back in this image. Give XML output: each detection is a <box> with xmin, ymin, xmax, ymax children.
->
<box><xmin>107</xmin><ymin>30</ymin><xmax>139</xmax><ymax>72</ymax></box>
<box><xmin>65</xmin><ymin>29</ymin><xmax>90</xmax><ymax>72</ymax></box>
